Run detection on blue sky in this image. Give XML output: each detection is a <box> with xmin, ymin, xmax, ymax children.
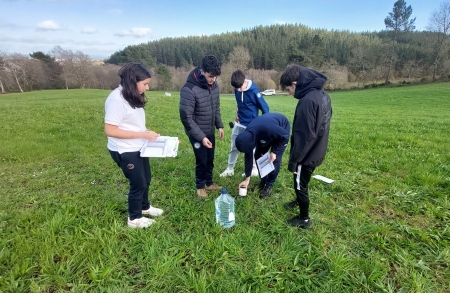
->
<box><xmin>0</xmin><ymin>0</ymin><xmax>443</xmax><ymax>60</ymax></box>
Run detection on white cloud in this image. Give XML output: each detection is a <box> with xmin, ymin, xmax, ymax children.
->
<box><xmin>81</xmin><ymin>27</ymin><xmax>97</xmax><ymax>34</ymax></box>
<box><xmin>37</xmin><ymin>20</ymin><xmax>61</xmax><ymax>31</ymax></box>
<box><xmin>114</xmin><ymin>27</ymin><xmax>151</xmax><ymax>37</ymax></box>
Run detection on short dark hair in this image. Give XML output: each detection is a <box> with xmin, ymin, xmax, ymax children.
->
<box><xmin>280</xmin><ymin>64</ymin><xmax>301</xmax><ymax>90</ymax></box>
<box><xmin>201</xmin><ymin>55</ymin><xmax>221</xmax><ymax>76</ymax></box>
<box><xmin>119</xmin><ymin>62</ymin><xmax>151</xmax><ymax>108</ymax></box>
<box><xmin>231</xmin><ymin>70</ymin><xmax>245</xmax><ymax>88</ymax></box>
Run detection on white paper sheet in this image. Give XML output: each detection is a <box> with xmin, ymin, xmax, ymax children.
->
<box><xmin>256</xmin><ymin>152</ymin><xmax>275</xmax><ymax>178</ymax></box>
<box><xmin>140</xmin><ymin>136</ymin><xmax>179</xmax><ymax>157</ymax></box>
<box><xmin>312</xmin><ymin>174</ymin><xmax>334</xmax><ymax>184</ymax></box>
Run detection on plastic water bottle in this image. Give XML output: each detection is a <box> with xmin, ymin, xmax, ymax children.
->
<box><xmin>215</xmin><ymin>187</ymin><xmax>235</xmax><ymax>228</ymax></box>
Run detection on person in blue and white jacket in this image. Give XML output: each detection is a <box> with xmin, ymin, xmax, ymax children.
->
<box><xmin>220</xmin><ymin>70</ymin><xmax>270</xmax><ymax>178</ymax></box>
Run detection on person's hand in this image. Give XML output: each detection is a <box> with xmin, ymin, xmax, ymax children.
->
<box><xmin>218</xmin><ymin>128</ymin><xmax>224</xmax><ymax>140</ymax></box>
<box><xmin>202</xmin><ymin>137</ymin><xmax>213</xmax><ymax>148</ymax></box>
<box><xmin>144</xmin><ymin>130</ymin><xmax>160</xmax><ymax>141</ymax></box>
<box><xmin>268</xmin><ymin>152</ymin><xmax>276</xmax><ymax>163</ymax></box>
<box><xmin>238</xmin><ymin>177</ymin><xmax>250</xmax><ymax>189</ymax></box>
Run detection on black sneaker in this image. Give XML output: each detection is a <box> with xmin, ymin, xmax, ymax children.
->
<box><xmin>284</xmin><ymin>200</ymin><xmax>299</xmax><ymax>209</ymax></box>
<box><xmin>260</xmin><ymin>185</ymin><xmax>272</xmax><ymax>199</ymax></box>
<box><xmin>257</xmin><ymin>182</ymin><xmax>265</xmax><ymax>191</ymax></box>
<box><xmin>287</xmin><ymin>216</ymin><xmax>312</xmax><ymax>229</ymax></box>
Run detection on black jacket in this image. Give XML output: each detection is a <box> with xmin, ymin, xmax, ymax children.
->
<box><xmin>179</xmin><ymin>68</ymin><xmax>223</xmax><ymax>141</ymax></box>
<box><xmin>289</xmin><ymin>67</ymin><xmax>332</xmax><ymax>171</ymax></box>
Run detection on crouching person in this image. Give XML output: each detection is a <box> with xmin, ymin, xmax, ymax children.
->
<box><xmin>235</xmin><ymin>112</ymin><xmax>290</xmax><ymax>199</ymax></box>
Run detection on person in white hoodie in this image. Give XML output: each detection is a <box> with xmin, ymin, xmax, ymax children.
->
<box><xmin>220</xmin><ymin>70</ymin><xmax>270</xmax><ymax>178</ymax></box>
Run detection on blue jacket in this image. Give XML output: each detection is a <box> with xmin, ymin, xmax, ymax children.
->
<box><xmin>289</xmin><ymin>67</ymin><xmax>332</xmax><ymax>171</ymax></box>
<box><xmin>234</xmin><ymin>80</ymin><xmax>269</xmax><ymax>126</ymax></box>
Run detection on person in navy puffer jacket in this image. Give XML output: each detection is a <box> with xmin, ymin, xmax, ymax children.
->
<box><xmin>179</xmin><ymin>55</ymin><xmax>224</xmax><ymax>199</ymax></box>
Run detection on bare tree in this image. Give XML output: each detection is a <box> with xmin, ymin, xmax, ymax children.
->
<box><xmin>0</xmin><ymin>55</ymin><xmax>5</xmax><ymax>93</ymax></box>
<box><xmin>384</xmin><ymin>0</ymin><xmax>416</xmax><ymax>83</ymax></box>
<box><xmin>22</xmin><ymin>58</ymin><xmax>47</xmax><ymax>90</ymax></box>
<box><xmin>51</xmin><ymin>46</ymin><xmax>73</xmax><ymax>89</ymax></box>
<box><xmin>427</xmin><ymin>0</ymin><xmax>450</xmax><ymax>79</ymax></box>
<box><xmin>90</xmin><ymin>63</ymin><xmax>120</xmax><ymax>89</ymax></box>
<box><xmin>227</xmin><ymin>46</ymin><xmax>251</xmax><ymax>69</ymax></box>
<box><xmin>0</xmin><ymin>53</ymin><xmax>28</xmax><ymax>92</ymax></box>
<box><xmin>350</xmin><ymin>46</ymin><xmax>371</xmax><ymax>87</ymax></box>
<box><xmin>72</xmin><ymin>51</ymin><xmax>92</xmax><ymax>89</ymax></box>
<box><xmin>220</xmin><ymin>47</ymin><xmax>253</xmax><ymax>93</ymax></box>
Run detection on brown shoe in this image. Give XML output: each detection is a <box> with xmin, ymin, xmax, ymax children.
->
<box><xmin>205</xmin><ymin>183</ymin><xmax>221</xmax><ymax>191</ymax></box>
<box><xmin>197</xmin><ymin>188</ymin><xmax>207</xmax><ymax>198</ymax></box>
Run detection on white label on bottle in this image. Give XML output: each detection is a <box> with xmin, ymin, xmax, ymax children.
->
<box><xmin>229</xmin><ymin>212</ymin><xmax>235</xmax><ymax>221</ymax></box>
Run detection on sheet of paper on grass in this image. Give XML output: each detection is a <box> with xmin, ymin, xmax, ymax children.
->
<box><xmin>140</xmin><ymin>136</ymin><xmax>178</xmax><ymax>157</ymax></box>
<box><xmin>256</xmin><ymin>152</ymin><xmax>275</xmax><ymax>178</ymax></box>
<box><xmin>312</xmin><ymin>175</ymin><xmax>334</xmax><ymax>184</ymax></box>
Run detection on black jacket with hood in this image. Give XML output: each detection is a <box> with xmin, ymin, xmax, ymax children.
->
<box><xmin>179</xmin><ymin>68</ymin><xmax>223</xmax><ymax>142</ymax></box>
<box><xmin>288</xmin><ymin>67</ymin><xmax>332</xmax><ymax>172</ymax></box>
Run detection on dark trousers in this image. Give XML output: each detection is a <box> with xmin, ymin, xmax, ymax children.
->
<box><xmin>293</xmin><ymin>165</ymin><xmax>315</xmax><ymax>218</ymax></box>
<box><xmin>188</xmin><ymin>135</ymin><xmax>215</xmax><ymax>189</ymax></box>
<box><xmin>251</xmin><ymin>144</ymin><xmax>286</xmax><ymax>186</ymax></box>
<box><xmin>109</xmin><ymin>150</ymin><xmax>151</xmax><ymax>220</ymax></box>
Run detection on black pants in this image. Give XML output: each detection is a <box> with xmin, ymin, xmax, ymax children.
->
<box><xmin>109</xmin><ymin>150</ymin><xmax>151</xmax><ymax>220</ymax></box>
<box><xmin>188</xmin><ymin>135</ymin><xmax>215</xmax><ymax>189</ymax></box>
<box><xmin>293</xmin><ymin>165</ymin><xmax>315</xmax><ymax>218</ymax></box>
<box><xmin>247</xmin><ymin>143</ymin><xmax>286</xmax><ymax>186</ymax></box>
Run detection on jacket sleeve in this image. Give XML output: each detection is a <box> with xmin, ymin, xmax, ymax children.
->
<box><xmin>214</xmin><ymin>91</ymin><xmax>224</xmax><ymax>129</ymax></box>
<box><xmin>256</xmin><ymin>94</ymin><xmax>270</xmax><ymax>114</ymax></box>
<box><xmin>288</xmin><ymin>99</ymin><xmax>318</xmax><ymax>172</ymax></box>
<box><xmin>180</xmin><ymin>87</ymin><xmax>206</xmax><ymax>141</ymax></box>
<box><xmin>270</xmin><ymin>126</ymin><xmax>290</xmax><ymax>157</ymax></box>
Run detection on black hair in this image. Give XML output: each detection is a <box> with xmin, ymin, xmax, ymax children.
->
<box><xmin>280</xmin><ymin>64</ymin><xmax>301</xmax><ymax>90</ymax></box>
<box><xmin>230</xmin><ymin>70</ymin><xmax>245</xmax><ymax>88</ymax></box>
<box><xmin>201</xmin><ymin>55</ymin><xmax>221</xmax><ymax>76</ymax></box>
<box><xmin>118</xmin><ymin>62</ymin><xmax>151</xmax><ymax>108</ymax></box>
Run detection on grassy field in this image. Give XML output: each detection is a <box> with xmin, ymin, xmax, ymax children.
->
<box><xmin>0</xmin><ymin>83</ymin><xmax>449</xmax><ymax>292</ymax></box>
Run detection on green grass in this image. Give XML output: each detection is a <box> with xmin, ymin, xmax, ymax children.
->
<box><xmin>0</xmin><ymin>84</ymin><xmax>449</xmax><ymax>292</ymax></box>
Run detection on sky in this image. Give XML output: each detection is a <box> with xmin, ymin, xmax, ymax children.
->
<box><xmin>0</xmin><ymin>0</ymin><xmax>444</xmax><ymax>60</ymax></box>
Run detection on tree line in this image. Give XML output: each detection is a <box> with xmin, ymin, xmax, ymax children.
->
<box><xmin>2</xmin><ymin>0</ymin><xmax>450</xmax><ymax>94</ymax></box>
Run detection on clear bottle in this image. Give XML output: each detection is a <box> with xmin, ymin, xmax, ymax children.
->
<box><xmin>215</xmin><ymin>187</ymin><xmax>235</xmax><ymax>228</ymax></box>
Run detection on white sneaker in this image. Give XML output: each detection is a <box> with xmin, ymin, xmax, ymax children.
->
<box><xmin>142</xmin><ymin>206</ymin><xmax>163</xmax><ymax>217</ymax></box>
<box><xmin>220</xmin><ymin>168</ymin><xmax>234</xmax><ymax>177</ymax></box>
<box><xmin>242</xmin><ymin>168</ymin><xmax>259</xmax><ymax>177</ymax></box>
<box><xmin>127</xmin><ymin>217</ymin><xmax>155</xmax><ymax>229</ymax></box>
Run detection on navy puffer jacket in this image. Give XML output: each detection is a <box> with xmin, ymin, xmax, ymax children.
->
<box><xmin>179</xmin><ymin>68</ymin><xmax>224</xmax><ymax>141</ymax></box>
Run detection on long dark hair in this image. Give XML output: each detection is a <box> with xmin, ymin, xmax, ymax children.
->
<box><xmin>118</xmin><ymin>62</ymin><xmax>151</xmax><ymax>108</ymax></box>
